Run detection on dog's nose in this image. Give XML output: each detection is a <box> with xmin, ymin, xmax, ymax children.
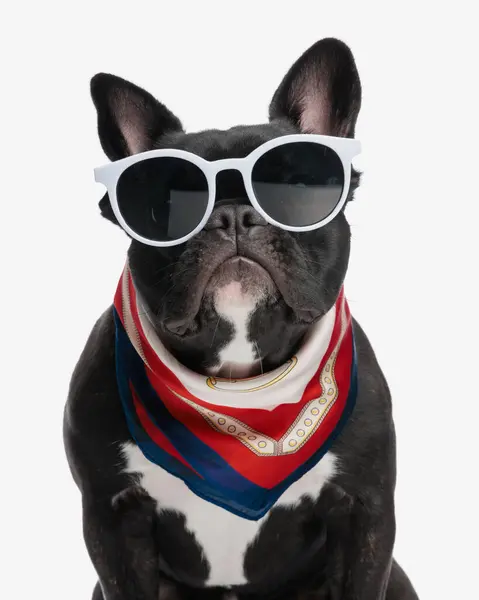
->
<box><xmin>207</xmin><ymin>204</ymin><xmax>266</xmax><ymax>235</ymax></box>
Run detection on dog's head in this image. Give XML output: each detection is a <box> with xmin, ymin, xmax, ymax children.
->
<box><xmin>91</xmin><ymin>38</ymin><xmax>361</xmax><ymax>377</ymax></box>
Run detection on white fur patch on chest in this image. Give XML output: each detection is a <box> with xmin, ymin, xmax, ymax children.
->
<box><xmin>122</xmin><ymin>442</ymin><xmax>337</xmax><ymax>587</ymax></box>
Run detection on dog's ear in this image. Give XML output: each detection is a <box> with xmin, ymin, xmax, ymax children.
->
<box><xmin>269</xmin><ymin>38</ymin><xmax>361</xmax><ymax>137</ymax></box>
<box><xmin>90</xmin><ymin>73</ymin><xmax>183</xmax><ymax>160</ymax></box>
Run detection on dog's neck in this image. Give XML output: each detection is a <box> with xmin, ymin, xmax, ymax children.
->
<box><xmin>116</xmin><ymin>263</ymin><xmax>348</xmax><ymax>412</ymax></box>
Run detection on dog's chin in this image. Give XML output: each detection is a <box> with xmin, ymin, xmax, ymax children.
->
<box><xmin>157</xmin><ymin>255</ymin><xmax>311</xmax><ymax>377</ymax></box>
<box><xmin>206</xmin><ymin>256</ymin><xmax>278</xmax><ymax>306</ymax></box>
<box><xmin>163</xmin><ymin>256</ymin><xmax>279</xmax><ymax>337</ymax></box>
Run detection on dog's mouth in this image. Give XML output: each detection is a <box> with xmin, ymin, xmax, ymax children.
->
<box><xmin>163</xmin><ymin>253</ymin><xmax>280</xmax><ymax>336</ymax></box>
<box><xmin>206</xmin><ymin>256</ymin><xmax>277</xmax><ymax>302</ymax></box>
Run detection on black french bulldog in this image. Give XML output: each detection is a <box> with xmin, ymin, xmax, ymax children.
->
<box><xmin>64</xmin><ymin>38</ymin><xmax>419</xmax><ymax>599</ymax></box>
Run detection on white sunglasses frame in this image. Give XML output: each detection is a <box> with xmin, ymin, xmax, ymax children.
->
<box><xmin>94</xmin><ymin>133</ymin><xmax>361</xmax><ymax>248</ymax></box>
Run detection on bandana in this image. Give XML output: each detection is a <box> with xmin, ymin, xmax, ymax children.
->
<box><xmin>114</xmin><ymin>264</ymin><xmax>357</xmax><ymax>520</ymax></box>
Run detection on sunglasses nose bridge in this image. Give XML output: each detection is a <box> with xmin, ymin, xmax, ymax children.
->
<box><xmin>210</xmin><ymin>158</ymin><xmax>247</xmax><ymax>178</ymax></box>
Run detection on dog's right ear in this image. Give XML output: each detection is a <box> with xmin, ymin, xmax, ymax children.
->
<box><xmin>90</xmin><ymin>73</ymin><xmax>183</xmax><ymax>161</ymax></box>
<box><xmin>91</xmin><ymin>73</ymin><xmax>183</xmax><ymax>225</ymax></box>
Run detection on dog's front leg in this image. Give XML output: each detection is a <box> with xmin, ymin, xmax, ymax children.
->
<box><xmin>83</xmin><ymin>488</ymin><xmax>160</xmax><ymax>600</ymax></box>
<box><xmin>340</xmin><ymin>492</ymin><xmax>395</xmax><ymax>600</ymax></box>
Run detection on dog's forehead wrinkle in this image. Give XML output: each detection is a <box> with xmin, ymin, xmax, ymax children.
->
<box><xmin>154</xmin><ymin>121</ymin><xmax>296</xmax><ymax>159</ymax></box>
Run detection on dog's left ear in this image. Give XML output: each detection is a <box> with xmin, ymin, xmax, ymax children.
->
<box><xmin>269</xmin><ymin>38</ymin><xmax>361</xmax><ymax>137</ymax></box>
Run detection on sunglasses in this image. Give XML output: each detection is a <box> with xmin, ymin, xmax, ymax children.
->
<box><xmin>94</xmin><ymin>134</ymin><xmax>361</xmax><ymax>247</ymax></box>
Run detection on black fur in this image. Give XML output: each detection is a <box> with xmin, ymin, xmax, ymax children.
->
<box><xmin>64</xmin><ymin>38</ymin><xmax>418</xmax><ymax>599</ymax></box>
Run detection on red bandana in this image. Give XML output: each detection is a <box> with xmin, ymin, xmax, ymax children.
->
<box><xmin>114</xmin><ymin>264</ymin><xmax>357</xmax><ymax>520</ymax></box>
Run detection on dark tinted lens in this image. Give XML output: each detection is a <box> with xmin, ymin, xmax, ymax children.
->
<box><xmin>251</xmin><ymin>142</ymin><xmax>344</xmax><ymax>227</ymax></box>
<box><xmin>117</xmin><ymin>157</ymin><xmax>209</xmax><ymax>242</ymax></box>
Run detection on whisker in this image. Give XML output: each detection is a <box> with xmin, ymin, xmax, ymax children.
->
<box><xmin>151</xmin><ymin>266</ymin><xmax>196</xmax><ymax>289</ymax></box>
<box><xmin>210</xmin><ymin>316</ymin><xmax>221</xmax><ymax>348</ymax></box>
<box><xmin>254</xmin><ymin>341</ymin><xmax>263</xmax><ymax>376</ymax></box>
<box><xmin>153</xmin><ymin>260</ymin><xmax>182</xmax><ymax>275</ymax></box>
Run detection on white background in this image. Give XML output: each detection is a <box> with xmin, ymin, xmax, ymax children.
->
<box><xmin>2</xmin><ymin>2</ymin><xmax>478</xmax><ymax>599</ymax></box>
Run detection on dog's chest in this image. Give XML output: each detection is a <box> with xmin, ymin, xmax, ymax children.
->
<box><xmin>122</xmin><ymin>442</ymin><xmax>337</xmax><ymax>588</ymax></box>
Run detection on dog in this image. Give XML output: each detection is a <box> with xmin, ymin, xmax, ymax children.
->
<box><xmin>64</xmin><ymin>38</ymin><xmax>419</xmax><ymax>599</ymax></box>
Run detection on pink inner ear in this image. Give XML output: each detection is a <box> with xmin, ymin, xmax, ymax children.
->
<box><xmin>295</xmin><ymin>67</ymin><xmax>331</xmax><ymax>134</ymax></box>
<box><xmin>120</xmin><ymin>118</ymin><xmax>145</xmax><ymax>155</ymax></box>
<box><xmin>111</xmin><ymin>93</ymin><xmax>148</xmax><ymax>155</ymax></box>
<box><xmin>298</xmin><ymin>84</ymin><xmax>352</xmax><ymax>137</ymax></box>
<box><xmin>299</xmin><ymin>89</ymin><xmax>329</xmax><ymax>134</ymax></box>
<box><xmin>298</xmin><ymin>79</ymin><xmax>356</xmax><ymax>138</ymax></box>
